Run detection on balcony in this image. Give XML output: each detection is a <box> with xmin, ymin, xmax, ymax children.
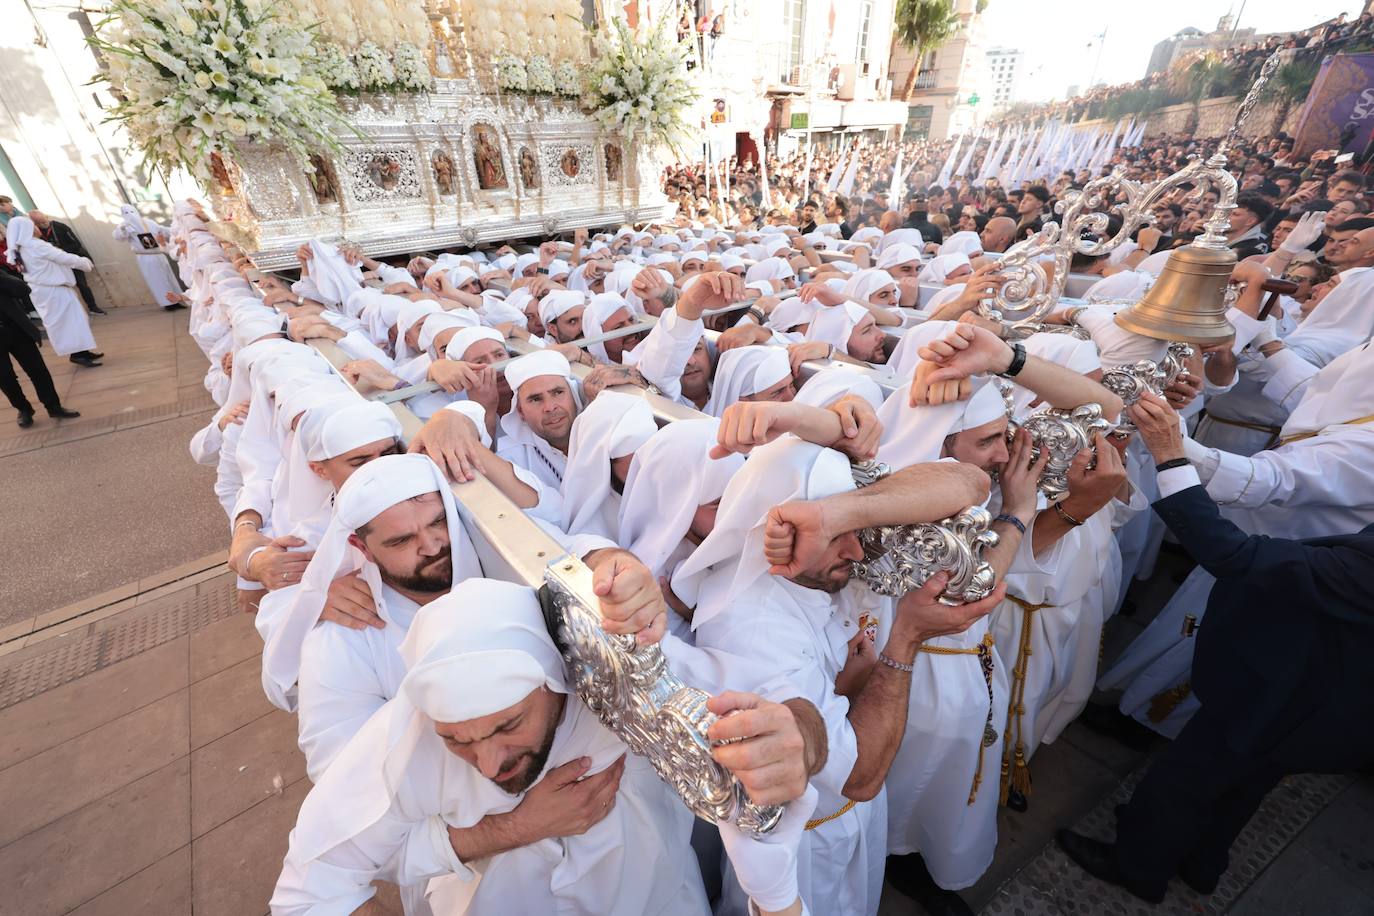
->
<box><xmin>915</xmin><ymin>69</ymin><xmax>937</xmax><ymax>89</ymax></box>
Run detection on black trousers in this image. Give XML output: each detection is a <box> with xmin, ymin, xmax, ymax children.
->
<box><xmin>0</xmin><ymin>332</ymin><xmax>60</xmax><ymax>414</ymax></box>
<box><xmin>73</xmin><ymin>271</ymin><xmax>101</xmax><ymax>312</ymax></box>
<box><xmin>1114</xmin><ymin>692</ymin><xmax>1374</xmax><ymax>891</ymax></box>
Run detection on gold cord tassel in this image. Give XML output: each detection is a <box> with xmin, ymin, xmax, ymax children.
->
<box><xmin>999</xmin><ymin>597</ymin><xmax>1049</xmax><ymax>806</ymax></box>
<box><xmin>1147</xmin><ymin>681</ymin><xmax>1193</xmax><ymax>724</ymax></box>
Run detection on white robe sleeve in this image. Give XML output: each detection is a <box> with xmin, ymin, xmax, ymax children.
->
<box><xmin>189</xmin><ymin>419</ymin><xmax>223</xmax><ymax>465</ymax></box>
<box><xmin>213</xmin><ymin>423</ymin><xmax>245</xmax><ymax>522</ymax></box>
<box><xmin>1190</xmin><ymin>435</ymin><xmax>1368</xmax><ymax>510</ymax></box>
<box><xmin>373</xmin><ymin>264</ymin><xmax>417</xmax><ymax>287</ymax></box>
<box><xmin>297</xmin><ymin>627</ymin><xmax>392</xmax><ymax>781</ymax></box>
<box><xmin>1259</xmin><ymin>348</ymin><xmax>1320</xmax><ymax>413</ymax></box>
<box><xmin>629</xmin><ymin>308</ymin><xmax>703</xmax><ymax>405</ymax></box>
<box><xmin>335</xmin><ymin>330</ymin><xmax>396</xmax><ymax>368</ymax></box>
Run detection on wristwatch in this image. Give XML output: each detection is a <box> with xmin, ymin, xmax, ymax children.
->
<box><xmin>995</xmin><ymin>342</ymin><xmax>1027</xmax><ymax>378</ymax></box>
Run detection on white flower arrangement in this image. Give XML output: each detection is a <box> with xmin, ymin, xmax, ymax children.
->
<box><xmin>353</xmin><ymin>41</ymin><xmax>396</xmax><ymax>91</ymax></box>
<box><xmin>495</xmin><ymin>54</ymin><xmax>528</xmax><ymax>92</ymax></box>
<box><xmin>584</xmin><ymin>17</ymin><xmax>696</xmax><ymax>154</ymax></box>
<box><xmin>316</xmin><ymin>41</ymin><xmax>360</xmax><ymax>93</ymax></box>
<box><xmin>526</xmin><ymin>55</ymin><xmax>556</xmax><ymax>94</ymax></box>
<box><xmin>91</xmin><ymin>0</ymin><xmax>344</xmax><ymax>186</ymax></box>
<box><xmin>392</xmin><ymin>41</ymin><xmax>433</xmax><ymax>92</ymax></box>
<box><xmin>554</xmin><ymin>61</ymin><xmax>581</xmax><ymax>98</ymax></box>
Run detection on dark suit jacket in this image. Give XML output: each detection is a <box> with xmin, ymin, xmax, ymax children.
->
<box><xmin>0</xmin><ymin>270</ymin><xmax>41</xmax><ymax>343</ymax></box>
<box><xmin>1154</xmin><ymin>485</ymin><xmax>1374</xmax><ymax>758</ymax></box>
<box><xmin>37</xmin><ymin>221</ymin><xmax>89</xmax><ymax>259</ymax></box>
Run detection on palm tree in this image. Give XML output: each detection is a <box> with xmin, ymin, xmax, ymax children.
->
<box><xmin>891</xmin><ymin>0</ymin><xmax>962</xmax><ymax>103</ymax></box>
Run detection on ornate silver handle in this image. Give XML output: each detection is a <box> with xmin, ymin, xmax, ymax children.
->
<box><xmin>847</xmin><ymin>462</ymin><xmax>999</xmax><ymax>604</ymax></box>
<box><xmin>1101</xmin><ymin>341</ymin><xmax>1196</xmax><ymax>436</ymax></box>
<box><xmin>1016</xmin><ymin>403</ymin><xmax>1113</xmax><ymax>502</ymax></box>
<box><xmin>539</xmin><ymin>557</ymin><xmax>784</xmax><ymax>836</ymax></box>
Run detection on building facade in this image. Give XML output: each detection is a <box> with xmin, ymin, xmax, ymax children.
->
<box><xmin>1144</xmin><ymin>15</ymin><xmax>1257</xmax><ymax>77</ymax></box>
<box><xmin>985</xmin><ymin>46</ymin><xmax>1023</xmax><ymax>113</ymax></box>
<box><xmin>0</xmin><ymin>0</ymin><xmax>198</xmax><ymax>309</ymax></box>
<box><xmin>888</xmin><ymin>0</ymin><xmax>989</xmax><ymax>141</ymax></box>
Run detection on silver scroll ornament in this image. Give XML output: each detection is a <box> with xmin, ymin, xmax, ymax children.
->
<box><xmin>1014</xmin><ymin>404</ymin><xmax>1114</xmax><ymax>501</ymax></box>
<box><xmin>979</xmin><ymin>51</ymin><xmax>1283</xmax><ymax>328</ymax></box>
<box><xmin>539</xmin><ymin>559</ymin><xmax>783</xmax><ymax>836</ymax></box>
<box><xmin>1001</xmin><ymin>322</ymin><xmax>1091</xmax><ymax>343</ymax></box>
<box><xmin>1101</xmin><ymin>342</ymin><xmax>1196</xmax><ymax>436</ymax></box>
<box><xmin>846</xmin><ymin>462</ymin><xmax>1000</xmax><ymax>604</ymax></box>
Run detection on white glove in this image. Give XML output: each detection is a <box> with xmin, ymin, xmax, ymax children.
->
<box><xmin>718</xmin><ymin>786</ymin><xmax>818</xmax><ymax>913</ymax></box>
<box><xmin>1280</xmin><ymin>210</ymin><xmax>1326</xmax><ymax>255</ymax></box>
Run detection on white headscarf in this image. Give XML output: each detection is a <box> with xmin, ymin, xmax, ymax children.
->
<box><xmin>513</xmin><ymin>253</ymin><xmax>541</xmax><ymax>277</ymax></box>
<box><xmin>499</xmin><ymin>351</ymin><xmax>580</xmax><ymax>484</ymax></box>
<box><xmin>1081</xmin><ymin>303</ymin><xmax>1168</xmax><ymax>368</ymax></box>
<box><xmin>804</xmin><ymin>301</ymin><xmax>870</xmax><ymax>355</ymax></box>
<box><xmin>767</xmin><ymin>297</ymin><xmax>820</xmax><ymax>334</ymax></box>
<box><xmin>939</xmin><ymin>230</ymin><xmax>984</xmax><ymax>258</ymax></box>
<box><xmin>745</xmin><ymin>257</ymin><xmax>796</xmax><ymax>285</ymax></box>
<box><xmin>876</xmin><ymin>243</ymin><xmax>922</xmax><ymax>272</ymax></box>
<box><xmin>259</xmin><ymin>453</ymin><xmax>481</xmax><ymax>712</ymax></box>
<box><xmin>419</xmin><ymin>310</ymin><xmax>481</xmax><ymax>358</ymax></box>
<box><xmin>344</xmin><ymin>287</ymin><xmax>385</xmax><ymax>320</ymax></box>
<box><xmin>1281</xmin><ymin>267</ymin><xmax>1374</xmax><ymax>367</ymax></box>
<box><xmin>231</xmin><ymin>311</ymin><xmax>285</xmax><ymax>348</ymax></box>
<box><xmin>560</xmin><ymin>392</ymin><xmax>658</xmax><ymax>539</ymax></box>
<box><xmin>704</xmin><ymin>346</ymin><xmax>792</xmax><ymax>417</ymax></box>
<box><xmin>879</xmin><ymin>228</ymin><xmax>923</xmax><ymax>253</ymax></box>
<box><xmin>875</xmin><ymin>379</ymin><xmax>1007</xmax><ymax>469</ymax></box>
<box><xmin>446</xmin><ymin>326</ymin><xmax>505</xmax><ymax>361</ymax></box>
<box><xmin>582</xmin><ymin>293</ymin><xmax>634</xmax><ymax>363</ymax></box>
<box><xmin>1137</xmin><ymin>249</ymin><xmax>1173</xmax><ymax>277</ymax></box>
<box><xmin>672</xmin><ymin>438</ymin><xmax>855</xmax><ymax>626</ymax></box>
<box><xmin>290</xmin><ymin>578</ymin><xmax>623</xmax><ymax>864</ymax></box>
<box><xmin>5</xmin><ymin>216</ymin><xmax>33</xmax><ymax>266</ymax></box>
<box><xmin>1010</xmin><ymin>333</ymin><xmax>1102</xmax><ymax>417</ymax></box>
<box><xmin>306</xmin><ymin>399</ymin><xmax>404</xmax><ymax>461</ymax></box>
<box><xmin>118</xmin><ymin>204</ymin><xmax>153</xmax><ymax>237</ymax></box>
<box><xmin>539</xmin><ymin>290</ymin><xmax>586</xmax><ymax>330</ymax></box>
<box><xmin>1280</xmin><ymin>341</ymin><xmax>1374</xmax><ymax>439</ymax></box>
<box><xmin>394</xmin><ymin>299</ymin><xmax>444</xmax><ymax>360</ymax></box>
<box><xmin>619</xmin><ymin>418</ymin><xmax>745</xmax><ymax>577</ymax></box>
<box><xmin>842</xmin><ymin>269</ymin><xmax>897</xmax><ymax>306</ymax></box>
<box><xmin>360</xmin><ymin>293</ymin><xmax>409</xmax><ymax>347</ymax></box>
<box><xmin>918</xmin><ymin>253</ymin><xmax>971</xmax><ymax>284</ymax></box>
<box><xmin>795</xmin><ymin>366</ymin><xmax>885</xmax><ymax>410</ymax></box>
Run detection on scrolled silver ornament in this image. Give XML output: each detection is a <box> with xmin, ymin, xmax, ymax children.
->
<box><xmin>1017</xmin><ymin>404</ymin><xmax>1113</xmax><ymax>501</ymax></box>
<box><xmin>539</xmin><ymin>560</ymin><xmax>783</xmax><ymax>835</ymax></box>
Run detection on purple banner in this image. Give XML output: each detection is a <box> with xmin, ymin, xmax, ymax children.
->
<box><xmin>1294</xmin><ymin>53</ymin><xmax>1374</xmax><ymax>158</ymax></box>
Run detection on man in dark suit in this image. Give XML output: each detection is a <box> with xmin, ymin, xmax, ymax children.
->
<box><xmin>1057</xmin><ymin>392</ymin><xmax>1374</xmax><ymax>903</ymax></box>
<box><xmin>29</xmin><ymin>210</ymin><xmax>106</xmax><ymax>315</ymax></box>
<box><xmin>0</xmin><ymin>270</ymin><xmax>80</xmax><ymax>427</ymax></box>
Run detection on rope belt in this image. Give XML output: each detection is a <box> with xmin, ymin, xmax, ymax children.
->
<box><xmin>1278</xmin><ymin>413</ymin><xmax>1374</xmax><ymax>447</ymax></box>
<box><xmin>920</xmin><ymin>631</ymin><xmax>997</xmax><ymax>805</ymax></box>
<box><xmin>805</xmin><ymin>799</ymin><xmax>857</xmax><ymax>831</ymax></box>
<box><xmin>1201</xmin><ymin>413</ymin><xmax>1282</xmax><ymax>436</ymax></box>
<box><xmin>999</xmin><ymin>595</ymin><xmax>1056</xmax><ymax>807</ymax></box>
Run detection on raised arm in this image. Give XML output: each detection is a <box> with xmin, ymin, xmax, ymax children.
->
<box><xmin>916</xmin><ymin>323</ymin><xmax>1124</xmax><ymax>420</ymax></box>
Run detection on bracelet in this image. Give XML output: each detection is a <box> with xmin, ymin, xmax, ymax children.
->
<box><xmin>1155</xmin><ymin>457</ymin><xmax>1191</xmax><ymax>473</ymax></box>
<box><xmin>996</xmin><ymin>342</ymin><xmax>1027</xmax><ymax>378</ymax></box>
<box><xmin>994</xmin><ymin>513</ymin><xmax>1026</xmax><ymax>535</ymax></box>
<box><xmin>877</xmin><ymin>652</ymin><xmax>914</xmax><ymax>673</ymax></box>
<box><xmin>745</xmin><ymin>306</ymin><xmax>766</xmax><ymax>324</ymax></box>
<box><xmin>234</xmin><ymin>519</ymin><xmax>260</xmax><ymax>531</ymax></box>
<box><xmin>1053</xmin><ymin>501</ymin><xmax>1084</xmax><ymax>527</ymax></box>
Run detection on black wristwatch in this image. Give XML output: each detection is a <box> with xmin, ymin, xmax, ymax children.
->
<box><xmin>996</xmin><ymin>342</ymin><xmax>1027</xmax><ymax>378</ymax></box>
<box><xmin>1155</xmin><ymin>457</ymin><xmax>1191</xmax><ymax>473</ymax></box>
<box><xmin>536</xmin><ymin>267</ymin><xmax>550</xmax><ymax>275</ymax></box>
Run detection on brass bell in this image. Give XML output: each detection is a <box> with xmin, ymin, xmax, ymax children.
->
<box><xmin>1113</xmin><ymin>244</ymin><xmax>1237</xmax><ymax>345</ymax></box>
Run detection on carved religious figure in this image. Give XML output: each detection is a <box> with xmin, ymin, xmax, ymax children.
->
<box><xmin>432</xmin><ymin>149</ymin><xmax>457</xmax><ymax>195</ymax></box>
<box><xmin>560</xmin><ymin>148</ymin><xmax>581</xmax><ymax>179</ymax></box>
<box><xmin>209</xmin><ymin>152</ymin><xmax>235</xmax><ymax>194</ymax></box>
<box><xmin>604</xmin><ymin>144</ymin><xmax>622</xmax><ymax>182</ymax></box>
<box><xmin>519</xmin><ymin>146</ymin><xmax>540</xmax><ymax>190</ymax></box>
<box><xmin>307</xmin><ymin>153</ymin><xmax>339</xmax><ymax>205</ymax></box>
<box><xmin>367</xmin><ymin>154</ymin><xmax>402</xmax><ymax>191</ymax></box>
<box><xmin>472</xmin><ymin>125</ymin><xmax>507</xmax><ymax>190</ymax></box>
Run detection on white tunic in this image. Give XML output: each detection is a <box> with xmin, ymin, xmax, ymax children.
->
<box><xmin>17</xmin><ymin>238</ymin><xmax>97</xmax><ymax>356</ymax></box>
<box><xmin>113</xmin><ymin>219</ymin><xmax>182</xmax><ymax>307</ymax></box>
<box><xmin>272</xmin><ymin>699</ymin><xmax>706</xmax><ymax>916</ymax></box>
<box><xmin>693</xmin><ymin>576</ymin><xmax>886</xmax><ymax>916</ymax></box>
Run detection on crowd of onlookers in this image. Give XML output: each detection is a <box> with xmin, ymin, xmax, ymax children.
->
<box><xmin>661</xmin><ymin>128</ymin><xmax>1369</xmax><ymax>317</ymax></box>
<box><xmin>1008</xmin><ymin>12</ymin><xmax>1374</xmax><ymax>126</ymax></box>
